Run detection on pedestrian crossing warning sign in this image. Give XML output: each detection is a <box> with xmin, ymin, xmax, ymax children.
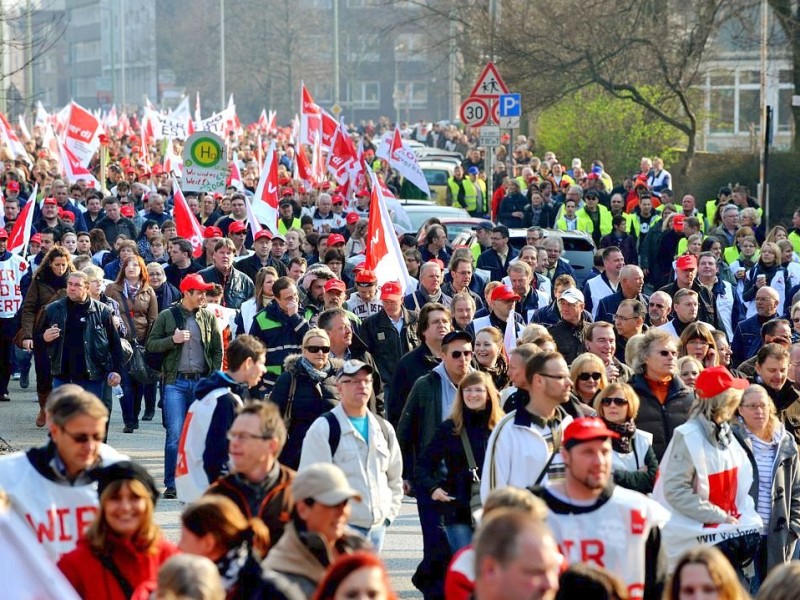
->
<box><xmin>468</xmin><ymin>62</ymin><xmax>510</xmax><ymax>99</ymax></box>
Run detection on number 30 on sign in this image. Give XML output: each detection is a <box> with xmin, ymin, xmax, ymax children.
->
<box><xmin>460</xmin><ymin>97</ymin><xmax>490</xmax><ymax>127</ymax></box>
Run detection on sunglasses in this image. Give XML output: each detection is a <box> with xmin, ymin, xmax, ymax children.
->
<box><xmin>305</xmin><ymin>345</ymin><xmax>330</xmax><ymax>354</ymax></box>
<box><xmin>61</xmin><ymin>429</ymin><xmax>104</xmax><ymax>444</ymax></box>
<box><xmin>451</xmin><ymin>350</ymin><xmax>473</xmax><ymax>359</ymax></box>
<box><xmin>658</xmin><ymin>349</ymin><xmax>678</xmax><ymax>357</ymax></box>
<box><xmin>601</xmin><ymin>397</ymin><xmax>629</xmax><ymax>407</ymax></box>
<box><xmin>577</xmin><ymin>372</ymin><xmax>602</xmax><ymax>381</ymax></box>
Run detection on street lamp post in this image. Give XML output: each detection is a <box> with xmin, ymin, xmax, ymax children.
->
<box><xmin>220</xmin><ymin>0</ymin><xmax>225</xmax><ymax>110</ymax></box>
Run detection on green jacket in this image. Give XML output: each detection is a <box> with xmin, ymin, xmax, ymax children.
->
<box><xmin>145</xmin><ymin>304</ymin><xmax>223</xmax><ymax>384</ymax></box>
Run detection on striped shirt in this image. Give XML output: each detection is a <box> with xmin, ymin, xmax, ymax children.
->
<box><xmin>746</xmin><ymin>428</ymin><xmax>779</xmax><ymax>534</ymax></box>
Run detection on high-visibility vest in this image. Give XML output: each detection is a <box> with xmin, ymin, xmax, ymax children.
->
<box><xmin>555</xmin><ymin>213</ymin><xmax>592</xmax><ymax>234</ymax></box>
<box><xmin>577</xmin><ymin>206</ymin><xmax>612</xmax><ymax>237</ymax></box>
<box><xmin>789</xmin><ymin>231</ymin><xmax>800</xmax><ymax>256</ymax></box>
<box><xmin>278</xmin><ymin>218</ymin><xmax>302</xmax><ymax>235</ymax></box>
<box><xmin>448</xmin><ymin>177</ymin><xmax>478</xmax><ymax>212</ymax></box>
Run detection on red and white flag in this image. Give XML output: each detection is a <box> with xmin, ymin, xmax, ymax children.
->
<box><xmin>228</xmin><ymin>153</ymin><xmax>244</xmax><ymax>191</ymax></box>
<box><xmin>386</xmin><ymin>127</ymin><xmax>430</xmax><ymax>196</ymax></box>
<box><xmin>327</xmin><ymin>120</ymin><xmax>358</xmax><ymax>184</ymax></box>
<box><xmin>295</xmin><ymin>145</ymin><xmax>313</xmax><ymax>189</ymax></box>
<box><xmin>0</xmin><ymin>113</ymin><xmax>31</xmax><ymax>165</ymax></box>
<box><xmin>252</xmin><ymin>141</ymin><xmax>280</xmax><ymax>233</ymax></box>
<box><xmin>171</xmin><ymin>177</ymin><xmax>205</xmax><ymax>257</ymax></box>
<box><xmin>8</xmin><ymin>184</ymin><xmax>37</xmax><ymax>256</ymax></box>
<box><xmin>321</xmin><ymin>110</ymin><xmax>338</xmax><ymax>150</ymax></box>
<box><xmin>299</xmin><ymin>84</ymin><xmax>322</xmax><ymax>146</ymax></box>
<box><xmin>42</xmin><ymin>124</ymin><xmax>59</xmax><ymax>159</ymax></box>
<box><xmin>310</xmin><ymin>134</ymin><xmax>326</xmax><ymax>186</ymax></box>
<box><xmin>267</xmin><ymin>110</ymin><xmax>277</xmax><ymax>134</ymax></box>
<box><xmin>56</xmin><ymin>136</ymin><xmax>100</xmax><ymax>189</ymax></box>
<box><xmin>63</xmin><ymin>102</ymin><xmax>101</xmax><ymax>167</ymax></box>
<box><xmin>34</xmin><ymin>101</ymin><xmax>49</xmax><ymax>130</ymax></box>
<box><xmin>257</xmin><ymin>109</ymin><xmax>269</xmax><ymax>131</ymax></box>
<box><xmin>17</xmin><ymin>116</ymin><xmax>31</xmax><ymax>142</ymax></box>
<box><xmin>365</xmin><ymin>171</ymin><xmax>414</xmax><ymax>293</ymax></box>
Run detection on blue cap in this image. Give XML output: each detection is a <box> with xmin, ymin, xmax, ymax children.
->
<box><xmin>467</xmin><ymin>166</ymin><xmax>480</xmax><ymax>175</ymax></box>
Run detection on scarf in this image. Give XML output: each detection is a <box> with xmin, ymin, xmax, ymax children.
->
<box><xmin>421</xmin><ymin>286</ymin><xmax>443</xmax><ymax>304</ymax></box>
<box><xmin>603</xmin><ymin>418</ymin><xmax>637</xmax><ymax>454</ymax></box>
<box><xmin>299</xmin><ymin>356</ymin><xmax>330</xmax><ymax>383</ymax></box>
<box><xmin>216</xmin><ymin>541</ymin><xmax>250</xmax><ymax>591</ymax></box>
<box><xmin>124</xmin><ymin>279</ymin><xmax>141</xmax><ymax>299</ymax></box>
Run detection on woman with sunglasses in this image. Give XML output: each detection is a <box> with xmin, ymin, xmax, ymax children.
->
<box><xmin>415</xmin><ymin>371</ymin><xmax>504</xmax><ymax>553</ymax></box>
<box><xmin>731</xmin><ymin>384</ymin><xmax>800</xmax><ymax>593</ymax></box>
<box><xmin>569</xmin><ymin>353</ymin><xmax>607</xmax><ymax>407</ymax></box>
<box><xmin>789</xmin><ymin>302</ymin><xmax>800</xmax><ymax>344</ymax></box>
<box><xmin>679</xmin><ymin>322</ymin><xmax>718</xmax><ymax>368</ymax></box>
<box><xmin>472</xmin><ymin>327</ymin><xmax>509</xmax><ymax>391</ymax></box>
<box><xmin>270</xmin><ymin>328</ymin><xmax>341</xmax><ymax>470</ymax></box>
<box><xmin>593</xmin><ymin>382</ymin><xmax>657</xmax><ymax>494</ymax></box>
<box><xmin>630</xmin><ymin>328</ymin><xmax>695</xmax><ymax>460</ymax></box>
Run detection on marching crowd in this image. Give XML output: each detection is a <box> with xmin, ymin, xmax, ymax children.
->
<box><xmin>2</xmin><ymin>122</ymin><xmax>800</xmax><ymax>600</ymax></box>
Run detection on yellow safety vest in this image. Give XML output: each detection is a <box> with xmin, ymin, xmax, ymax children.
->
<box><xmin>577</xmin><ymin>206</ymin><xmax>612</xmax><ymax>237</ymax></box>
<box><xmin>448</xmin><ymin>177</ymin><xmax>478</xmax><ymax>212</ymax></box>
<box><xmin>555</xmin><ymin>213</ymin><xmax>592</xmax><ymax>234</ymax></box>
<box><xmin>278</xmin><ymin>218</ymin><xmax>302</xmax><ymax>235</ymax></box>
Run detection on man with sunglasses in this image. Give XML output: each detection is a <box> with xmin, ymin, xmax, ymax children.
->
<box><xmin>647</xmin><ymin>291</ymin><xmax>672</xmax><ymax>328</ymax></box>
<box><xmin>0</xmin><ymin>386</ymin><xmax>127</xmax><ymax>560</ymax></box>
<box><xmin>300</xmin><ymin>360</ymin><xmax>402</xmax><ymax>553</ymax></box>
<box><xmin>397</xmin><ymin>331</ymin><xmax>473</xmax><ymax>597</ymax></box>
<box><xmin>532</xmin><ymin>417</ymin><xmax>669</xmax><ymax>598</ymax></box>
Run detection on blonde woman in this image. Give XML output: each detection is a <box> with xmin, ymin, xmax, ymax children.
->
<box><xmin>654</xmin><ymin>367</ymin><xmax>761</xmax><ymax>573</ymax></box>
<box><xmin>593</xmin><ymin>382</ymin><xmax>657</xmax><ymax>494</ymax></box>
<box><xmin>58</xmin><ymin>462</ymin><xmax>178</xmax><ymax>600</ymax></box>
<box><xmin>415</xmin><ymin>371</ymin><xmax>504</xmax><ymax>552</ymax></box>
<box><xmin>732</xmin><ymin>384</ymin><xmax>800</xmax><ymax>593</ymax></box>
<box><xmin>569</xmin><ymin>353</ymin><xmax>607</xmax><ymax>406</ymax></box>
<box><xmin>677</xmin><ymin>356</ymin><xmax>702</xmax><ymax>390</ymax></box>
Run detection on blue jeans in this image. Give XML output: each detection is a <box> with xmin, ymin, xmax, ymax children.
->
<box><xmin>444</xmin><ymin>523</ymin><xmax>474</xmax><ymax>553</ymax></box>
<box><xmin>163</xmin><ymin>378</ymin><xmax>198</xmax><ymax>489</ymax></box>
<box><xmin>53</xmin><ymin>376</ymin><xmax>105</xmax><ymax>400</ymax></box>
<box><xmin>351</xmin><ymin>523</ymin><xmax>388</xmax><ymax>553</ymax></box>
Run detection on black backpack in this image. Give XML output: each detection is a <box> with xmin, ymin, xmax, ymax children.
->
<box><xmin>145</xmin><ymin>305</ymin><xmax>185</xmax><ymax>372</ymax></box>
<box><xmin>323</xmin><ymin>411</ymin><xmax>391</xmax><ymax>456</ymax></box>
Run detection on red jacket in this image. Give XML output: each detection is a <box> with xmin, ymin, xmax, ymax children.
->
<box><xmin>58</xmin><ymin>535</ymin><xmax>179</xmax><ymax>600</ymax></box>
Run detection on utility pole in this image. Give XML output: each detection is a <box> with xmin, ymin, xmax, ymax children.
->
<box><xmin>333</xmin><ymin>0</ymin><xmax>339</xmax><ymax>107</ymax></box>
<box><xmin>220</xmin><ymin>0</ymin><xmax>225</xmax><ymax>110</ymax></box>
<box><xmin>758</xmin><ymin>0</ymin><xmax>769</xmax><ymax>228</ymax></box>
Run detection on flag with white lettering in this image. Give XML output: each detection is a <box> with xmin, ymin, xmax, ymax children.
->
<box><xmin>8</xmin><ymin>184</ymin><xmax>37</xmax><ymax>256</ymax></box>
<box><xmin>387</xmin><ymin>127</ymin><xmax>430</xmax><ymax>196</ymax></box>
<box><xmin>171</xmin><ymin>177</ymin><xmax>205</xmax><ymax>257</ymax></box>
<box><xmin>63</xmin><ymin>102</ymin><xmax>101</xmax><ymax>167</ymax></box>
<box><xmin>299</xmin><ymin>83</ymin><xmax>321</xmax><ymax>146</ymax></box>
<box><xmin>327</xmin><ymin>120</ymin><xmax>358</xmax><ymax>184</ymax></box>
<box><xmin>56</xmin><ymin>136</ymin><xmax>101</xmax><ymax>189</ymax></box>
<box><xmin>252</xmin><ymin>141</ymin><xmax>280</xmax><ymax>234</ymax></box>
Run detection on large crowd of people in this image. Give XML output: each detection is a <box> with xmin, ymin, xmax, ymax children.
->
<box><xmin>2</xmin><ymin>119</ymin><xmax>800</xmax><ymax>599</ymax></box>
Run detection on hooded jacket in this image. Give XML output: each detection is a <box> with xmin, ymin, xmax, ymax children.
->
<box><xmin>631</xmin><ymin>373</ymin><xmax>695</xmax><ymax>461</ymax></box>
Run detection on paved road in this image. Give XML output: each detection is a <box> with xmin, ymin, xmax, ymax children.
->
<box><xmin>0</xmin><ymin>376</ymin><xmax>424</xmax><ymax>598</ymax></box>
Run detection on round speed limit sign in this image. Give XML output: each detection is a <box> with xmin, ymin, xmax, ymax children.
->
<box><xmin>460</xmin><ymin>97</ymin><xmax>490</xmax><ymax>127</ymax></box>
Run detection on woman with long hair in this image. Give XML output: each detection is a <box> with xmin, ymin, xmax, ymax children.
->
<box><xmin>593</xmin><ymin>382</ymin><xmax>657</xmax><ymax>494</ymax></box>
<box><xmin>18</xmin><ymin>246</ymin><xmax>74</xmax><ymax>426</ymax></box>
<box><xmin>178</xmin><ymin>495</ymin><xmax>275</xmax><ymax>598</ymax></box>
<box><xmin>57</xmin><ymin>462</ymin><xmax>178</xmax><ymax>600</ymax></box>
<box><xmin>664</xmin><ymin>546</ymin><xmax>749</xmax><ymax>600</ymax></box>
<box><xmin>570</xmin><ymin>353</ymin><xmax>607</xmax><ymax>406</ymax></box>
<box><xmin>313</xmin><ymin>552</ymin><xmax>397</xmax><ymax>600</ymax></box>
<box><xmin>104</xmin><ymin>255</ymin><xmax>158</xmax><ymax>433</ymax></box>
<box><xmin>233</xmin><ymin>266</ymin><xmax>278</xmax><ymax>338</ymax></box>
<box><xmin>679</xmin><ymin>322</ymin><xmax>718</xmax><ymax>368</ymax></box>
<box><xmin>89</xmin><ymin>229</ymin><xmax>112</xmax><ymax>266</ymax></box>
<box><xmin>415</xmin><ymin>371</ymin><xmax>504</xmax><ymax>553</ymax></box>
<box><xmin>472</xmin><ymin>327</ymin><xmax>509</xmax><ymax>391</ymax></box>
<box><xmin>344</xmin><ymin>219</ymin><xmax>368</xmax><ymax>258</ymax></box>
<box><xmin>136</xmin><ymin>220</ymin><xmax>161</xmax><ymax>263</ymax></box>
<box><xmin>732</xmin><ymin>384</ymin><xmax>800</xmax><ymax>593</ymax></box>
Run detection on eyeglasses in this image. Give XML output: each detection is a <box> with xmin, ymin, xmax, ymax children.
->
<box><xmin>450</xmin><ymin>350</ymin><xmax>473</xmax><ymax>359</ymax></box>
<box><xmin>577</xmin><ymin>372</ymin><xmax>602</xmax><ymax>381</ymax></box>
<box><xmin>226</xmin><ymin>431</ymin><xmax>269</xmax><ymax>442</ymax></box>
<box><xmin>60</xmin><ymin>429</ymin><xmax>104</xmax><ymax>444</ymax></box>
<box><xmin>740</xmin><ymin>404</ymin><xmax>768</xmax><ymax>412</ymax></box>
<box><xmin>657</xmin><ymin>349</ymin><xmax>678</xmax><ymax>357</ymax></box>
<box><xmin>601</xmin><ymin>397</ymin><xmax>629</xmax><ymax>407</ymax></box>
<box><xmin>356</xmin><ymin>282</ymin><xmax>375</xmax><ymax>287</ymax></box>
<box><xmin>538</xmin><ymin>373</ymin><xmax>570</xmax><ymax>382</ymax></box>
<box><xmin>792</xmin><ymin>317</ymin><xmax>800</xmax><ymax>323</ymax></box>
<box><xmin>305</xmin><ymin>345</ymin><xmax>331</xmax><ymax>354</ymax></box>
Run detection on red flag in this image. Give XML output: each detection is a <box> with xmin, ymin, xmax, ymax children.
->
<box><xmin>299</xmin><ymin>84</ymin><xmax>321</xmax><ymax>146</ymax></box>
<box><xmin>8</xmin><ymin>185</ymin><xmax>37</xmax><ymax>255</ymax></box>
<box><xmin>295</xmin><ymin>144</ymin><xmax>313</xmax><ymax>189</ymax></box>
<box><xmin>227</xmin><ymin>154</ymin><xmax>244</xmax><ymax>191</ymax></box>
<box><xmin>171</xmin><ymin>177</ymin><xmax>205</xmax><ymax>257</ymax></box>
<box><xmin>252</xmin><ymin>141</ymin><xmax>280</xmax><ymax>233</ymax></box>
<box><xmin>365</xmin><ymin>171</ymin><xmax>414</xmax><ymax>293</ymax></box>
<box><xmin>327</xmin><ymin>121</ymin><xmax>358</xmax><ymax>184</ymax></box>
<box><xmin>321</xmin><ymin>110</ymin><xmax>338</xmax><ymax>150</ymax></box>
<box><xmin>57</xmin><ymin>136</ymin><xmax>101</xmax><ymax>189</ymax></box>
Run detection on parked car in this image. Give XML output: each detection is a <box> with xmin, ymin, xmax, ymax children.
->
<box><xmin>417</xmin><ymin>159</ymin><xmax>456</xmax><ymax>206</ymax></box>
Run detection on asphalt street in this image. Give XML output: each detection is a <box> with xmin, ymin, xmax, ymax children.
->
<box><xmin>0</xmin><ymin>375</ymin><xmax>424</xmax><ymax>598</ymax></box>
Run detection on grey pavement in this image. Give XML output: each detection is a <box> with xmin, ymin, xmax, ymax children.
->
<box><xmin>0</xmin><ymin>375</ymin><xmax>423</xmax><ymax>598</ymax></box>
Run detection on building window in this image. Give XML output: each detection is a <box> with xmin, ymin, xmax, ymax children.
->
<box><xmin>72</xmin><ymin>40</ymin><xmax>101</xmax><ymax>63</ymax></box>
<box><xmin>707</xmin><ymin>70</ymin><xmax>734</xmax><ymax>134</ymax></box>
<box><xmin>349</xmin><ymin>81</ymin><xmax>380</xmax><ymax>108</ymax></box>
<box><xmin>777</xmin><ymin>70</ymin><xmax>795</xmax><ymax>133</ymax></box>
<box><xmin>396</xmin><ymin>81</ymin><xmax>427</xmax><ymax>108</ymax></box>
<box><xmin>346</xmin><ymin>34</ymin><xmax>380</xmax><ymax>63</ymax></box>
<box><xmin>73</xmin><ymin>77</ymin><xmax>97</xmax><ymax>98</ymax></box>
<box><xmin>70</xmin><ymin>5</ymin><xmax>99</xmax><ymax>27</ymax></box>
<box><xmin>311</xmin><ymin>81</ymin><xmax>334</xmax><ymax>104</ymax></box>
<box><xmin>394</xmin><ymin>33</ymin><xmax>426</xmax><ymax>62</ymax></box>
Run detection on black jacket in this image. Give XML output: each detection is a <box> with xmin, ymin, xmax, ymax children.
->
<box><xmin>631</xmin><ymin>374</ymin><xmax>695</xmax><ymax>461</ymax></box>
<box><xmin>397</xmin><ymin>370</ymin><xmax>445</xmax><ymax>481</ymax></box>
<box><xmin>269</xmin><ymin>355</ymin><xmax>342</xmax><ymax>470</ymax></box>
<box><xmin>659</xmin><ymin>280</ymin><xmax>721</xmax><ymax>332</ymax></box>
<box><xmin>549</xmin><ymin>319</ymin><xmax>588</xmax><ymax>364</ymax></box>
<box><xmin>476</xmin><ymin>246</ymin><xmax>520</xmax><ymax>283</ymax></box>
<box><xmin>198</xmin><ymin>266</ymin><xmax>255</xmax><ymax>310</ymax></box>
<box><xmin>415</xmin><ymin>408</ymin><xmax>493</xmax><ymax>525</ymax></box>
<box><xmin>235</xmin><ymin>253</ymin><xmax>288</xmax><ymax>283</ymax></box>
<box><xmin>388</xmin><ymin>343</ymin><xmax>439</xmax><ymax>427</ymax></box>
<box><xmin>38</xmin><ymin>297</ymin><xmax>124</xmax><ymax>381</ymax></box>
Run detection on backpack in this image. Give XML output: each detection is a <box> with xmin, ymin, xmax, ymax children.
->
<box><xmin>323</xmin><ymin>411</ymin><xmax>391</xmax><ymax>456</ymax></box>
<box><xmin>146</xmin><ymin>305</ymin><xmax>185</xmax><ymax>372</ymax></box>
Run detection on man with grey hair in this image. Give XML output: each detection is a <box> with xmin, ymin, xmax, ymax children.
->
<box><xmin>711</xmin><ymin>203</ymin><xmax>741</xmax><ymax>249</ymax></box>
<box><xmin>405</xmin><ymin>260</ymin><xmax>453</xmax><ymax>310</ymax></box>
<box><xmin>542</xmin><ymin>235</ymin><xmax>576</xmax><ymax>283</ymax></box>
<box><xmin>0</xmin><ymin>386</ymin><xmax>127</xmax><ymax>559</ymax></box>
<box><xmin>142</xmin><ymin>192</ymin><xmax>169</xmax><ymax>226</ymax></box>
<box><xmin>596</xmin><ymin>264</ymin><xmax>648</xmax><ymax>324</ymax></box>
<box><xmin>310</xmin><ymin>192</ymin><xmax>336</xmax><ymax>232</ymax></box>
<box><xmin>647</xmin><ymin>290</ymin><xmax>672</xmax><ymax>328</ymax></box>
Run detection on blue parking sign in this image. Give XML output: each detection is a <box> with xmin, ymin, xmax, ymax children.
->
<box><xmin>499</xmin><ymin>94</ymin><xmax>521</xmax><ymax>117</ymax></box>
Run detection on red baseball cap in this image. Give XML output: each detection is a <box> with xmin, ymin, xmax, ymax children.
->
<box><xmin>203</xmin><ymin>226</ymin><xmax>223</xmax><ymax>239</ymax></box>
<box><xmin>180</xmin><ymin>273</ymin><xmax>215</xmax><ymax>294</ymax></box>
<box><xmin>331</xmin><ymin>194</ymin><xmax>345</xmax><ymax>205</ymax></box>
<box><xmin>381</xmin><ymin>281</ymin><xmax>403</xmax><ymax>300</ymax></box>
<box><xmin>346</xmin><ymin>212</ymin><xmax>360</xmax><ymax>225</ymax></box>
<box><xmin>694</xmin><ymin>366</ymin><xmax>749</xmax><ymax>400</ymax></box>
<box><xmin>120</xmin><ymin>205</ymin><xmax>135</xmax><ymax>218</ymax></box>
<box><xmin>563</xmin><ymin>417</ymin><xmax>620</xmax><ymax>449</ymax></box>
<box><xmin>30</xmin><ymin>233</ymin><xmax>42</xmax><ymax>244</ymax></box>
<box><xmin>43</xmin><ymin>197</ymin><xmax>57</xmax><ymax>206</ymax></box>
<box><xmin>676</xmin><ymin>254</ymin><xmax>697</xmax><ymax>271</ymax></box>
<box><xmin>320</xmin><ymin>182</ymin><xmax>331</xmax><ymax>191</ymax></box>
<box><xmin>327</xmin><ymin>233</ymin><xmax>346</xmax><ymax>247</ymax></box>
<box><xmin>228</xmin><ymin>221</ymin><xmax>247</xmax><ymax>234</ymax></box>
<box><xmin>672</xmin><ymin>214</ymin><xmax>685</xmax><ymax>232</ymax></box>
<box><xmin>355</xmin><ymin>269</ymin><xmax>377</xmax><ymax>283</ymax></box>
<box><xmin>281</xmin><ymin>188</ymin><xmax>295</xmax><ymax>197</ymax></box>
<box><xmin>60</xmin><ymin>210</ymin><xmax>75</xmax><ymax>222</ymax></box>
<box><xmin>151</xmin><ymin>165</ymin><xmax>163</xmax><ymax>175</ymax></box>
<box><xmin>6</xmin><ymin>181</ymin><xmax>19</xmax><ymax>192</ymax></box>
<box><xmin>324</xmin><ymin>278</ymin><xmax>346</xmax><ymax>293</ymax></box>
<box><xmin>491</xmin><ymin>285</ymin><xmax>521</xmax><ymax>302</ymax></box>
<box><xmin>254</xmin><ymin>229</ymin><xmax>273</xmax><ymax>242</ymax></box>
<box><xmin>0</xmin><ymin>229</ymin><xmax>9</xmax><ymax>239</ymax></box>
<box><xmin>356</xmin><ymin>189</ymin><xmax>370</xmax><ymax>198</ymax></box>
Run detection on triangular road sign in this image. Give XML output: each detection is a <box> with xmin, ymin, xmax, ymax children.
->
<box><xmin>468</xmin><ymin>62</ymin><xmax>510</xmax><ymax>99</ymax></box>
